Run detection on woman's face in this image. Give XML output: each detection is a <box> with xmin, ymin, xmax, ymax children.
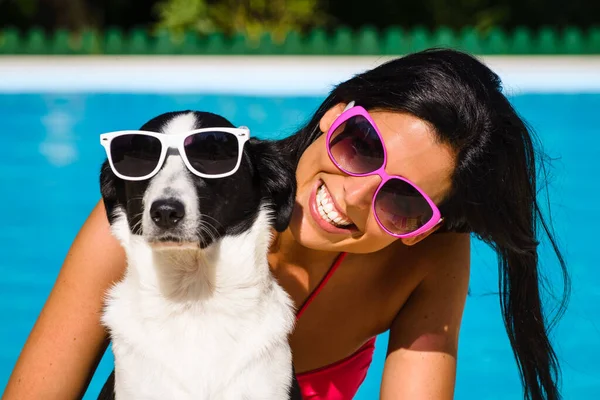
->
<box><xmin>289</xmin><ymin>103</ymin><xmax>456</xmax><ymax>254</ymax></box>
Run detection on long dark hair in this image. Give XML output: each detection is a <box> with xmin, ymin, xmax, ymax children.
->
<box><xmin>281</xmin><ymin>48</ymin><xmax>570</xmax><ymax>400</ymax></box>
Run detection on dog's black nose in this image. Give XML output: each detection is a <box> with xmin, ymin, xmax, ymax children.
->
<box><xmin>150</xmin><ymin>199</ymin><xmax>185</xmax><ymax>229</ymax></box>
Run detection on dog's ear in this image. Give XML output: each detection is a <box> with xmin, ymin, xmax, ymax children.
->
<box><xmin>247</xmin><ymin>139</ymin><xmax>296</xmax><ymax>232</ymax></box>
<box><xmin>99</xmin><ymin>159</ymin><xmax>124</xmax><ymax>225</ymax></box>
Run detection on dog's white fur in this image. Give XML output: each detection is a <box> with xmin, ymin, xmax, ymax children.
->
<box><xmin>101</xmin><ymin>113</ymin><xmax>296</xmax><ymax>400</ymax></box>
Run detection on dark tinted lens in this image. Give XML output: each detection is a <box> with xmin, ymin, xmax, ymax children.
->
<box><xmin>184</xmin><ymin>131</ymin><xmax>238</xmax><ymax>175</ymax></box>
<box><xmin>374</xmin><ymin>179</ymin><xmax>434</xmax><ymax>235</ymax></box>
<box><xmin>329</xmin><ymin>115</ymin><xmax>384</xmax><ymax>174</ymax></box>
<box><xmin>110</xmin><ymin>134</ymin><xmax>162</xmax><ymax>178</ymax></box>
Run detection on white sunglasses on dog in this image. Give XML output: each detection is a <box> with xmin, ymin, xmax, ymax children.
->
<box><xmin>100</xmin><ymin>127</ymin><xmax>250</xmax><ymax>181</ymax></box>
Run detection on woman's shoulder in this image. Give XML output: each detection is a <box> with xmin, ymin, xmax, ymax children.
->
<box><xmin>3</xmin><ymin>199</ymin><xmax>127</xmax><ymax>399</ymax></box>
<box><xmin>380</xmin><ymin>232</ymin><xmax>471</xmax><ymax>398</ymax></box>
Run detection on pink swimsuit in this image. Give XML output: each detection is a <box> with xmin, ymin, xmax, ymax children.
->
<box><xmin>295</xmin><ymin>252</ymin><xmax>377</xmax><ymax>399</ymax></box>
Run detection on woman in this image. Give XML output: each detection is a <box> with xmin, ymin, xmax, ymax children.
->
<box><xmin>3</xmin><ymin>48</ymin><xmax>568</xmax><ymax>400</ymax></box>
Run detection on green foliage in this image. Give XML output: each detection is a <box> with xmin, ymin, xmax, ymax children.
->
<box><xmin>427</xmin><ymin>0</ymin><xmax>511</xmax><ymax>32</ymax></box>
<box><xmin>154</xmin><ymin>0</ymin><xmax>327</xmax><ymax>41</ymax></box>
<box><xmin>2</xmin><ymin>0</ymin><xmax>600</xmax><ymax>39</ymax></box>
<box><xmin>154</xmin><ymin>0</ymin><xmax>214</xmax><ymax>35</ymax></box>
<box><xmin>1</xmin><ymin>0</ymin><xmax>600</xmax><ymax>56</ymax></box>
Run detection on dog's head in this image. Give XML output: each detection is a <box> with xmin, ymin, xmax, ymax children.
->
<box><xmin>99</xmin><ymin>110</ymin><xmax>295</xmax><ymax>249</ymax></box>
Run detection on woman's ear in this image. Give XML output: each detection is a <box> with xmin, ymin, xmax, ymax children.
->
<box><xmin>319</xmin><ymin>103</ymin><xmax>350</xmax><ymax>135</ymax></box>
<box><xmin>400</xmin><ymin>218</ymin><xmax>444</xmax><ymax>246</ymax></box>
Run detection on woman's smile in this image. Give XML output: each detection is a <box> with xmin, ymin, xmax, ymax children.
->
<box><xmin>309</xmin><ymin>179</ymin><xmax>358</xmax><ymax>234</ymax></box>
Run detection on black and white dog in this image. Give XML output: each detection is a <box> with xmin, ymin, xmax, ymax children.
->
<box><xmin>97</xmin><ymin>111</ymin><xmax>300</xmax><ymax>399</ymax></box>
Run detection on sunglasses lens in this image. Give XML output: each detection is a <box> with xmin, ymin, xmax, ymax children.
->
<box><xmin>374</xmin><ymin>179</ymin><xmax>434</xmax><ymax>235</ymax></box>
<box><xmin>184</xmin><ymin>131</ymin><xmax>239</xmax><ymax>175</ymax></box>
<box><xmin>329</xmin><ymin>115</ymin><xmax>384</xmax><ymax>174</ymax></box>
<box><xmin>110</xmin><ymin>134</ymin><xmax>162</xmax><ymax>178</ymax></box>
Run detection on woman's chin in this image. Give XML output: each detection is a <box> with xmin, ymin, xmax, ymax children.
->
<box><xmin>289</xmin><ymin>217</ymin><xmax>339</xmax><ymax>251</ymax></box>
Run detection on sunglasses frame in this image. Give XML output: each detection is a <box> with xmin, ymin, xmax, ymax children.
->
<box><xmin>100</xmin><ymin>127</ymin><xmax>250</xmax><ymax>181</ymax></box>
<box><xmin>326</xmin><ymin>103</ymin><xmax>442</xmax><ymax>238</ymax></box>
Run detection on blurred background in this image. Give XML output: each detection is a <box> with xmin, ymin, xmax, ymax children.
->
<box><xmin>1</xmin><ymin>1</ymin><xmax>599</xmax><ymax>399</ymax></box>
<box><xmin>2</xmin><ymin>0</ymin><xmax>600</xmax><ymax>35</ymax></box>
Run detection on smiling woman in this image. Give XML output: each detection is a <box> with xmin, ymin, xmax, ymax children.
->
<box><xmin>291</xmin><ymin>104</ymin><xmax>454</xmax><ymax>254</ymax></box>
<box><xmin>270</xmin><ymin>48</ymin><xmax>570</xmax><ymax>399</ymax></box>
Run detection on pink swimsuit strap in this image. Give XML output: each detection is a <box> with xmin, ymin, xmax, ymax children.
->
<box><xmin>294</xmin><ymin>252</ymin><xmax>377</xmax><ymax>400</ymax></box>
<box><xmin>296</xmin><ymin>252</ymin><xmax>348</xmax><ymax>320</ymax></box>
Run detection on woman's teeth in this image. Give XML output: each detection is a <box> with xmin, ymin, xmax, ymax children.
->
<box><xmin>316</xmin><ymin>184</ymin><xmax>353</xmax><ymax>228</ymax></box>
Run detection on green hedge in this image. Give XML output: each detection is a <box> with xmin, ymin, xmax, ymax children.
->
<box><xmin>1</xmin><ymin>26</ymin><xmax>599</xmax><ymax>55</ymax></box>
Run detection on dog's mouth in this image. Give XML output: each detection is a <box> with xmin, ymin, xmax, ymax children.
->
<box><xmin>147</xmin><ymin>235</ymin><xmax>200</xmax><ymax>250</ymax></box>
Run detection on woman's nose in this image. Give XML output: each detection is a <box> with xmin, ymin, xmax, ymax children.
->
<box><xmin>343</xmin><ymin>174</ymin><xmax>381</xmax><ymax>210</ymax></box>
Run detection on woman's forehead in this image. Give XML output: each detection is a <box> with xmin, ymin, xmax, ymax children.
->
<box><xmin>370</xmin><ymin>110</ymin><xmax>456</xmax><ymax>202</ymax></box>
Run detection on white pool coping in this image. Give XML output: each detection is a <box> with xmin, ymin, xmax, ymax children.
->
<box><xmin>1</xmin><ymin>55</ymin><xmax>600</xmax><ymax>95</ymax></box>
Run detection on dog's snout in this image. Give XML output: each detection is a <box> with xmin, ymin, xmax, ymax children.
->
<box><xmin>150</xmin><ymin>199</ymin><xmax>185</xmax><ymax>229</ymax></box>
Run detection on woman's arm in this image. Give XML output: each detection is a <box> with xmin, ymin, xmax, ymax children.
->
<box><xmin>380</xmin><ymin>233</ymin><xmax>471</xmax><ymax>400</ymax></box>
<box><xmin>3</xmin><ymin>200</ymin><xmax>127</xmax><ymax>400</ymax></box>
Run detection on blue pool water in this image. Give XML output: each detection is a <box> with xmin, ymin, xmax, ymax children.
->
<box><xmin>0</xmin><ymin>92</ymin><xmax>598</xmax><ymax>399</ymax></box>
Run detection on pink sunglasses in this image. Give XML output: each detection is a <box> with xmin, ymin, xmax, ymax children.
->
<box><xmin>326</xmin><ymin>102</ymin><xmax>442</xmax><ymax>238</ymax></box>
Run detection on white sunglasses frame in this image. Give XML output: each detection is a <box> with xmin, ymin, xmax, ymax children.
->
<box><xmin>100</xmin><ymin>127</ymin><xmax>250</xmax><ymax>181</ymax></box>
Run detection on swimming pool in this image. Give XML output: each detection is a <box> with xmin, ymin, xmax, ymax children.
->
<box><xmin>0</xmin><ymin>62</ymin><xmax>599</xmax><ymax>399</ymax></box>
